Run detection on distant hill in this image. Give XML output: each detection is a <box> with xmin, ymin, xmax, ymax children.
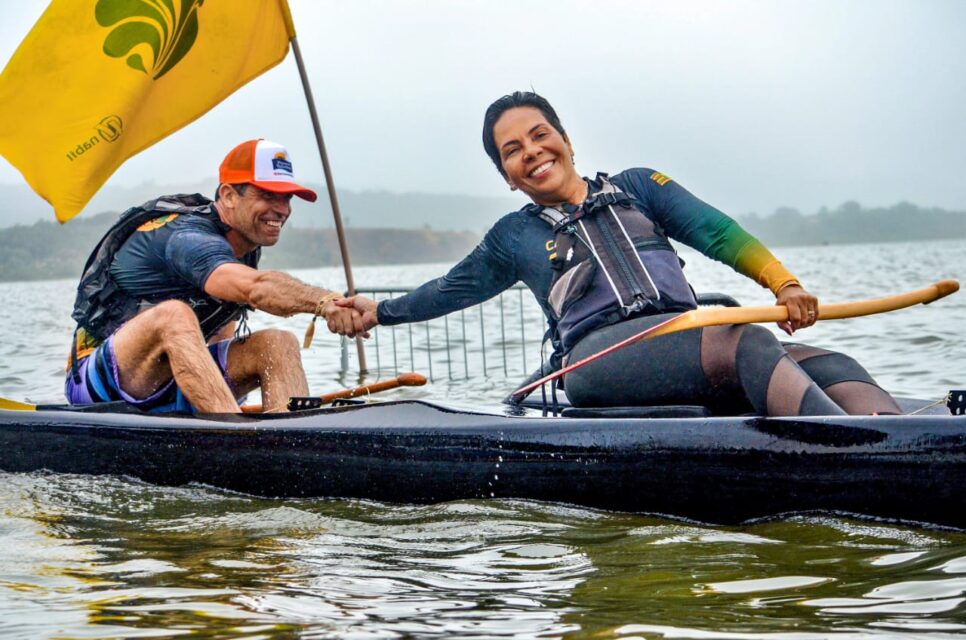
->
<box><xmin>1</xmin><ymin>197</ymin><xmax>964</xmax><ymax>283</ymax></box>
<box><xmin>0</xmin><ymin>180</ymin><xmax>525</xmax><ymax>232</ymax></box>
<box><xmin>738</xmin><ymin>201</ymin><xmax>966</xmax><ymax>246</ymax></box>
<box><xmin>0</xmin><ymin>212</ymin><xmax>482</xmax><ymax>283</ymax></box>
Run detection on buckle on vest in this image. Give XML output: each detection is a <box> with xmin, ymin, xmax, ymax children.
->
<box><xmin>621</xmin><ymin>298</ymin><xmax>648</xmax><ymax>317</ymax></box>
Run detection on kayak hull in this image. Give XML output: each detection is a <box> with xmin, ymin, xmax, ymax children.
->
<box><xmin>1</xmin><ymin>400</ymin><xmax>964</xmax><ymax>528</ymax></box>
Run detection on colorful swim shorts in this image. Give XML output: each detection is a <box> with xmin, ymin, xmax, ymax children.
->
<box><xmin>64</xmin><ymin>335</ymin><xmax>235</xmax><ymax>414</ymax></box>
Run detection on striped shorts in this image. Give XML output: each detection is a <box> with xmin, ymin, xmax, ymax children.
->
<box><xmin>65</xmin><ymin>335</ymin><xmax>235</xmax><ymax>414</ymax></box>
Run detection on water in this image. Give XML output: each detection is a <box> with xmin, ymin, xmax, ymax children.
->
<box><xmin>0</xmin><ymin>239</ymin><xmax>964</xmax><ymax>638</ymax></box>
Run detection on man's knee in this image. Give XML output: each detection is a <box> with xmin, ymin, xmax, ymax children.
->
<box><xmin>256</xmin><ymin>328</ymin><xmax>301</xmax><ymax>356</ymax></box>
<box><xmin>146</xmin><ymin>300</ymin><xmax>203</xmax><ymax>341</ymax></box>
<box><xmin>113</xmin><ymin>299</ymin><xmax>202</xmax><ymax>354</ymax></box>
<box><xmin>228</xmin><ymin>330</ymin><xmax>303</xmax><ymax>384</ymax></box>
<box><xmin>242</xmin><ymin>328</ymin><xmax>302</xmax><ymax>359</ymax></box>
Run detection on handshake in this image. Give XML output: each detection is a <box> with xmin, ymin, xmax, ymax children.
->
<box><xmin>320</xmin><ymin>295</ymin><xmax>380</xmax><ymax>338</ymax></box>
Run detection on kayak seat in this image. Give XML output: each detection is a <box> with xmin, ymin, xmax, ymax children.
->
<box><xmin>695</xmin><ymin>292</ymin><xmax>741</xmax><ymax>307</ymax></box>
<box><xmin>561</xmin><ymin>405</ymin><xmax>711</xmax><ymax>419</ymax></box>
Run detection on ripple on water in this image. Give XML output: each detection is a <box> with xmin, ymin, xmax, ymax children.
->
<box><xmin>704</xmin><ymin>576</ymin><xmax>835</xmax><ymax>594</ymax></box>
<box><xmin>869</xmin><ymin>551</ymin><xmax>928</xmax><ymax>566</ymax></box>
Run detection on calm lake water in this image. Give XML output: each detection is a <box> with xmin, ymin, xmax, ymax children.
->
<box><xmin>0</xmin><ymin>239</ymin><xmax>964</xmax><ymax>638</ymax></box>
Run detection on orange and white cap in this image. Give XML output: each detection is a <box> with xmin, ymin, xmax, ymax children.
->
<box><xmin>219</xmin><ymin>139</ymin><xmax>317</xmax><ymax>202</ymax></box>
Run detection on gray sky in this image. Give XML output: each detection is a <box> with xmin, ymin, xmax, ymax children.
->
<box><xmin>1</xmin><ymin>0</ymin><xmax>964</xmax><ymax>219</ymax></box>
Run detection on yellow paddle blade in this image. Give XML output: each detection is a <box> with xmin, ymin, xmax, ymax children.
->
<box><xmin>0</xmin><ymin>397</ymin><xmax>36</xmax><ymax>411</ymax></box>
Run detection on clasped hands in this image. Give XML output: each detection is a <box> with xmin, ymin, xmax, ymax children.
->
<box><xmin>320</xmin><ymin>295</ymin><xmax>379</xmax><ymax>338</ymax></box>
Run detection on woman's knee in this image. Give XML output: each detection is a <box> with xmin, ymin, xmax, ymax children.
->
<box><xmin>736</xmin><ymin>325</ymin><xmax>784</xmax><ymax>360</ymax></box>
<box><xmin>796</xmin><ymin>350</ymin><xmax>876</xmax><ymax>388</ymax></box>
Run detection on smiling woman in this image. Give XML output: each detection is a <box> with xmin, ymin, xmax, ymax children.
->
<box><xmin>340</xmin><ymin>91</ymin><xmax>904</xmax><ymax>418</ymax></box>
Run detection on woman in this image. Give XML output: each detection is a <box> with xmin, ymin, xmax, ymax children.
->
<box><xmin>341</xmin><ymin>92</ymin><xmax>900</xmax><ymax>416</ymax></box>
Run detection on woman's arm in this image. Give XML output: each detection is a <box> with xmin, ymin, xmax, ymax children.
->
<box><xmin>339</xmin><ymin>217</ymin><xmax>522</xmax><ymax>331</ymax></box>
<box><xmin>615</xmin><ymin>169</ymin><xmax>818</xmax><ymax>331</ymax></box>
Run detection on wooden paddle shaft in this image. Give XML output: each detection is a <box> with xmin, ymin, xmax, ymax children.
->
<box><xmin>317</xmin><ymin>372</ymin><xmax>426</xmax><ymax>403</ymax></box>
<box><xmin>241</xmin><ymin>372</ymin><xmax>426</xmax><ymax>413</ymax></box>
<box><xmin>646</xmin><ymin>279</ymin><xmax>960</xmax><ymax>339</ymax></box>
<box><xmin>514</xmin><ymin>279</ymin><xmax>959</xmax><ymax>397</ymax></box>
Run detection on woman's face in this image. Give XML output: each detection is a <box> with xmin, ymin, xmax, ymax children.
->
<box><xmin>492</xmin><ymin>107</ymin><xmax>581</xmax><ymax>205</ymax></box>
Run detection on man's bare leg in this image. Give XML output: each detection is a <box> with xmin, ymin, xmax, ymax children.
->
<box><xmin>225</xmin><ymin>329</ymin><xmax>309</xmax><ymax>412</ymax></box>
<box><xmin>111</xmin><ymin>300</ymin><xmax>240</xmax><ymax>413</ymax></box>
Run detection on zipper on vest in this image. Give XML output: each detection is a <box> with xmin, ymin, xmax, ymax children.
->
<box><xmin>591</xmin><ymin>213</ymin><xmax>658</xmax><ymax>306</ymax></box>
<box><xmin>608</xmin><ymin>206</ymin><xmax>660</xmax><ymax>302</ymax></box>
<box><xmin>574</xmin><ymin>220</ymin><xmax>625</xmax><ymax>306</ymax></box>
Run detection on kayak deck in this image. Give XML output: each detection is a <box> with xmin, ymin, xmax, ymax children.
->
<box><xmin>1</xmin><ymin>400</ymin><xmax>964</xmax><ymax>529</ymax></box>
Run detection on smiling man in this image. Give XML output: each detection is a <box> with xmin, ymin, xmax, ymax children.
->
<box><xmin>65</xmin><ymin>139</ymin><xmax>364</xmax><ymax>413</ymax></box>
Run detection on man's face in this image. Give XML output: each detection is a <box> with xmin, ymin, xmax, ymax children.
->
<box><xmin>224</xmin><ymin>185</ymin><xmax>293</xmax><ymax>250</ymax></box>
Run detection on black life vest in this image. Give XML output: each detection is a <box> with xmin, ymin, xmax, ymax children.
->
<box><xmin>70</xmin><ymin>194</ymin><xmax>258</xmax><ymax>373</ymax></box>
<box><xmin>534</xmin><ymin>174</ymin><xmax>697</xmax><ymax>351</ymax></box>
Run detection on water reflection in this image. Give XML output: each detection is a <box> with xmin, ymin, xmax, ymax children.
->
<box><xmin>0</xmin><ymin>473</ymin><xmax>964</xmax><ymax>638</ymax></box>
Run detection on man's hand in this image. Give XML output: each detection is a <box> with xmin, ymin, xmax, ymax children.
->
<box><xmin>322</xmin><ymin>299</ymin><xmax>370</xmax><ymax>339</ymax></box>
<box><xmin>776</xmin><ymin>284</ymin><xmax>819</xmax><ymax>335</ymax></box>
<box><xmin>333</xmin><ymin>295</ymin><xmax>379</xmax><ymax>335</ymax></box>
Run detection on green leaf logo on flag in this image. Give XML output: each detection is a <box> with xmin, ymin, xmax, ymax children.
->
<box><xmin>95</xmin><ymin>0</ymin><xmax>205</xmax><ymax>79</ymax></box>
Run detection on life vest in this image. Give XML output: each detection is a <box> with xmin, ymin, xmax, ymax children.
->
<box><xmin>69</xmin><ymin>193</ymin><xmax>258</xmax><ymax>377</ymax></box>
<box><xmin>533</xmin><ymin>174</ymin><xmax>697</xmax><ymax>351</ymax></box>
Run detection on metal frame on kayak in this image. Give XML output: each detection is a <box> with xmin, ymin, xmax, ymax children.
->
<box><xmin>1</xmin><ymin>399</ymin><xmax>963</xmax><ymax>530</ymax></box>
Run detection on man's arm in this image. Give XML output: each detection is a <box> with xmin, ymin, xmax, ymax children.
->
<box><xmin>204</xmin><ymin>263</ymin><xmax>366</xmax><ymax>336</ymax></box>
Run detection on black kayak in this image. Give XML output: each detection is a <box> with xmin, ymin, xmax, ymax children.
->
<box><xmin>1</xmin><ymin>396</ymin><xmax>964</xmax><ymax>530</ymax></box>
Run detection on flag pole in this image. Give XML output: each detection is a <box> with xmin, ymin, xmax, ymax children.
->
<box><xmin>288</xmin><ymin>34</ymin><xmax>368</xmax><ymax>373</ymax></box>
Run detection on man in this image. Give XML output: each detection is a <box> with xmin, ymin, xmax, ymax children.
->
<box><xmin>66</xmin><ymin>139</ymin><xmax>364</xmax><ymax>413</ymax></box>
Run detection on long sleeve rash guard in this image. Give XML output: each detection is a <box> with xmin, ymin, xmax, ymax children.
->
<box><xmin>377</xmin><ymin>168</ymin><xmax>798</xmax><ymax>352</ymax></box>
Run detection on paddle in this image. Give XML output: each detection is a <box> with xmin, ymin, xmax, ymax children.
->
<box><xmin>0</xmin><ymin>396</ymin><xmax>36</xmax><ymax>411</ymax></box>
<box><xmin>240</xmin><ymin>371</ymin><xmax>427</xmax><ymax>413</ymax></box>
<box><xmin>513</xmin><ymin>279</ymin><xmax>960</xmax><ymax>398</ymax></box>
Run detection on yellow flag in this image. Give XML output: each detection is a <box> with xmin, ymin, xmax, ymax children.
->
<box><xmin>0</xmin><ymin>0</ymin><xmax>296</xmax><ymax>223</ymax></box>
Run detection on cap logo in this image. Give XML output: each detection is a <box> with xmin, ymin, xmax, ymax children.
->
<box><xmin>271</xmin><ymin>151</ymin><xmax>293</xmax><ymax>177</ymax></box>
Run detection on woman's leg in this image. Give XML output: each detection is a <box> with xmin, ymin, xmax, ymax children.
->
<box><xmin>563</xmin><ymin>315</ymin><xmax>845</xmax><ymax>416</ymax></box>
<box><xmin>783</xmin><ymin>343</ymin><xmax>902</xmax><ymax>414</ymax></box>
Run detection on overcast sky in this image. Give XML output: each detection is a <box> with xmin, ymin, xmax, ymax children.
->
<box><xmin>1</xmin><ymin>0</ymin><xmax>964</xmax><ymax>219</ymax></box>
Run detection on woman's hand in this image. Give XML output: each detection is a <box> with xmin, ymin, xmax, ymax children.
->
<box><xmin>775</xmin><ymin>284</ymin><xmax>819</xmax><ymax>335</ymax></box>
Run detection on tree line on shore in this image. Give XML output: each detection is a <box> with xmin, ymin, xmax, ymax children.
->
<box><xmin>0</xmin><ymin>211</ymin><xmax>481</xmax><ymax>282</ymax></box>
<box><xmin>739</xmin><ymin>201</ymin><xmax>966</xmax><ymax>246</ymax></box>
<box><xmin>0</xmin><ymin>201</ymin><xmax>963</xmax><ymax>283</ymax></box>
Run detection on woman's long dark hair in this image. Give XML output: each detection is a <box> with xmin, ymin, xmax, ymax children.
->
<box><xmin>482</xmin><ymin>92</ymin><xmax>566</xmax><ymax>178</ymax></box>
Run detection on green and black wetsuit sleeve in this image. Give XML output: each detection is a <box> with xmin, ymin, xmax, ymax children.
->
<box><xmin>613</xmin><ymin>168</ymin><xmax>800</xmax><ymax>295</ymax></box>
